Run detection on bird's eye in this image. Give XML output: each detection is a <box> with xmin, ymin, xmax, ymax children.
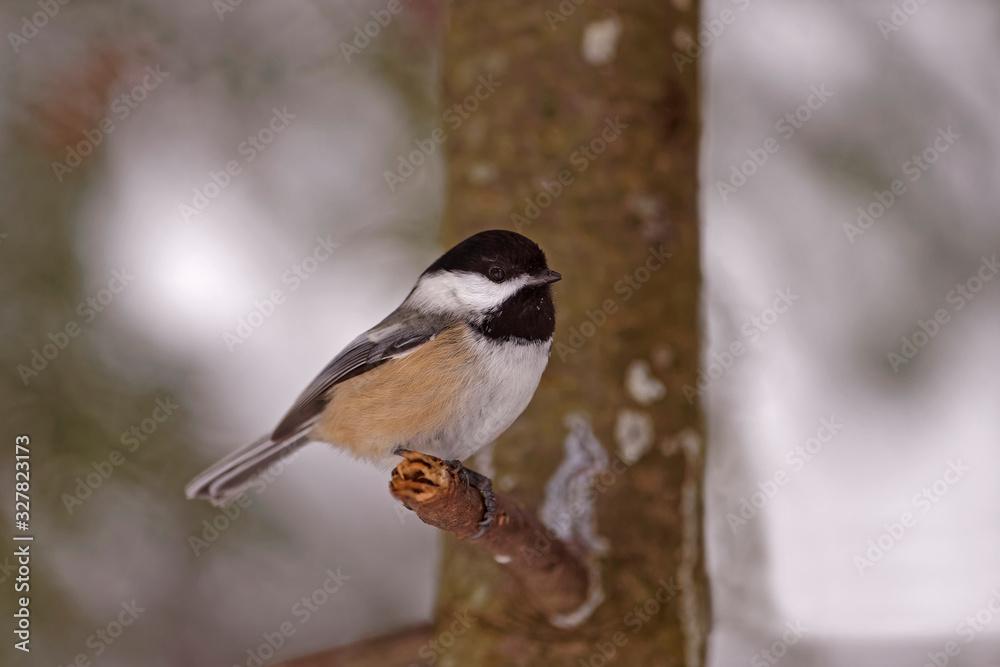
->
<box><xmin>488</xmin><ymin>267</ymin><xmax>506</xmax><ymax>282</ymax></box>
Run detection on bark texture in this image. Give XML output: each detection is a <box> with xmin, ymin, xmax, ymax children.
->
<box><xmin>432</xmin><ymin>0</ymin><xmax>708</xmax><ymax>665</ymax></box>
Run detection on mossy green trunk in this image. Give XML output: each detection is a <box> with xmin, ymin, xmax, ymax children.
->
<box><xmin>434</xmin><ymin>0</ymin><xmax>708</xmax><ymax>664</ymax></box>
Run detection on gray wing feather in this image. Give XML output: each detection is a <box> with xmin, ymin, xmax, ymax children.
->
<box><xmin>270</xmin><ymin>313</ymin><xmax>441</xmax><ymax>441</ymax></box>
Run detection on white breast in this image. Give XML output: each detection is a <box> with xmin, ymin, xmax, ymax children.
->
<box><xmin>427</xmin><ymin>336</ymin><xmax>551</xmax><ymax>461</ymax></box>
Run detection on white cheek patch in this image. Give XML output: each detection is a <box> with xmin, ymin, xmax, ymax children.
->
<box><xmin>407</xmin><ymin>271</ymin><xmax>530</xmax><ymax>315</ymax></box>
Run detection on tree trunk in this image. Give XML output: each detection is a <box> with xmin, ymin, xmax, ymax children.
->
<box><xmin>433</xmin><ymin>0</ymin><xmax>709</xmax><ymax>665</ymax></box>
<box><xmin>275</xmin><ymin>1</ymin><xmax>707</xmax><ymax>663</ymax></box>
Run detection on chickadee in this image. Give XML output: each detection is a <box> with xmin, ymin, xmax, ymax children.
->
<box><xmin>185</xmin><ymin>230</ymin><xmax>560</xmax><ymax>530</ymax></box>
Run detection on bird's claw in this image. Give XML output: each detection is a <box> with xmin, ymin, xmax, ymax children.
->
<box><xmin>447</xmin><ymin>460</ymin><xmax>495</xmax><ymax>540</ymax></box>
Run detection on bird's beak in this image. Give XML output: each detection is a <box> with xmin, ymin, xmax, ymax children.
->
<box><xmin>529</xmin><ymin>269</ymin><xmax>562</xmax><ymax>286</ymax></box>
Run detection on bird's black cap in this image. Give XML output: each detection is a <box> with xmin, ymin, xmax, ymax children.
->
<box><xmin>424</xmin><ymin>230</ymin><xmax>552</xmax><ymax>281</ymax></box>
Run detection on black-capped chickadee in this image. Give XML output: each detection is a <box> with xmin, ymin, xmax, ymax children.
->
<box><xmin>186</xmin><ymin>230</ymin><xmax>560</xmax><ymax>530</ymax></box>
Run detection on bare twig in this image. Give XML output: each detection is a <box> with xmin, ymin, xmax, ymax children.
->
<box><xmin>389</xmin><ymin>450</ymin><xmax>591</xmax><ymax>619</ymax></box>
<box><xmin>273</xmin><ymin>452</ymin><xmax>596</xmax><ymax>666</ymax></box>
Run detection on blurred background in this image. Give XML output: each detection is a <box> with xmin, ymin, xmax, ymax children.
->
<box><xmin>0</xmin><ymin>0</ymin><xmax>997</xmax><ymax>666</ymax></box>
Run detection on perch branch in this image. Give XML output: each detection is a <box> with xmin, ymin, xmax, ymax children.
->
<box><xmin>390</xmin><ymin>450</ymin><xmax>591</xmax><ymax>620</ymax></box>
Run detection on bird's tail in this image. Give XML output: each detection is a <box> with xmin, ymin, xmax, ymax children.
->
<box><xmin>185</xmin><ymin>432</ymin><xmax>312</xmax><ymax>506</ymax></box>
